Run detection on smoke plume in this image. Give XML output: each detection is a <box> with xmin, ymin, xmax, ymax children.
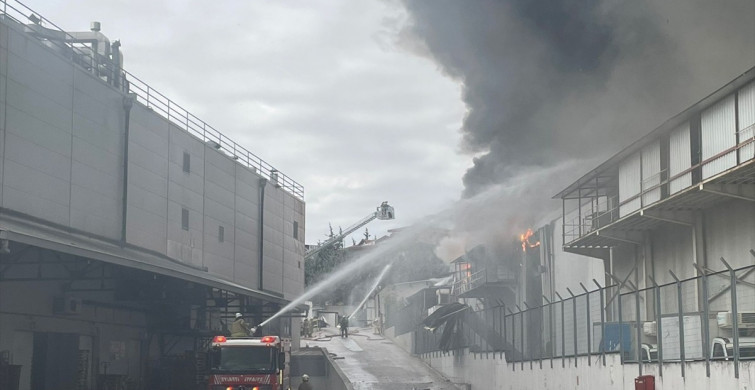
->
<box><xmin>399</xmin><ymin>0</ymin><xmax>755</xmax><ymax>197</ymax></box>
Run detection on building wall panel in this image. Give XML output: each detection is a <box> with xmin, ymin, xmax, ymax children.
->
<box><xmin>641</xmin><ymin>140</ymin><xmax>661</xmax><ymax>206</ymax></box>
<box><xmin>618</xmin><ymin>152</ymin><xmax>641</xmax><ymax>217</ymax></box>
<box><xmin>1</xmin><ymin>20</ymin><xmax>303</xmax><ymax>302</ymax></box>
<box><xmin>669</xmin><ymin>123</ymin><xmax>692</xmax><ymax>194</ymax></box>
<box><xmin>701</xmin><ymin>95</ymin><xmax>736</xmax><ymax>179</ymax></box>
<box><xmin>738</xmin><ymin>81</ymin><xmax>755</xmax><ymax>162</ymax></box>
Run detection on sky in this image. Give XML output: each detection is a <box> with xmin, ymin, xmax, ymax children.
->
<box><xmin>24</xmin><ymin>0</ymin><xmax>471</xmax><ymax>244</ymax></box>
<box><xmin>20</xmin><ymin>0</ymin><xmax>755</xmax><ymax>250</ymax></box>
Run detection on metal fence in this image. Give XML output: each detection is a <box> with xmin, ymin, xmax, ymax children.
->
<box><xmin>415</xmin><ymin>261</ymin><xmax>755</xmax><ymax>379</ymax></box>
<box><xmin>1</xmin><ymin>0</ymin><xmax>304</xmax><ymax>200</ymax></box>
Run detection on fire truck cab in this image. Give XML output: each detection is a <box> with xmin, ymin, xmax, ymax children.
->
<box><xmin>206</xmin><ymin>335</ymin><xmax>290</xmax><ymax>390</ymax></box>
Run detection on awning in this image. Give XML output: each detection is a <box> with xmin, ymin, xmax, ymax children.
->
<box><xmin>0</xmin><ymin>211</ymin><xmax>288</xmax><ymax>305</ymax></box>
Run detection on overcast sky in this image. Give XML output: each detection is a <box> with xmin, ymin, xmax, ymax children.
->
<box><xmin>27</xmin><ymin>0</ymin><xmax>470</xmax><ymax>244</ymax></box>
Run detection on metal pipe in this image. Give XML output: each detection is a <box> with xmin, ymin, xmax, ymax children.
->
<box><xmin>258</xmin><ymin>178</ymin><xmax>267</xmax><ymax>290</ymax></box>
<box><xmin>120</xmin><ymin>94</ymin><xmax>135</xmax><ymax>245</ymax></box>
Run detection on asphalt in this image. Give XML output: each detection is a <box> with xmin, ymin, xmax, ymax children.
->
<box><xmin>301</xmin><ymin>327</ymin><xmax>459</xmax><ymax>390</ymax></box>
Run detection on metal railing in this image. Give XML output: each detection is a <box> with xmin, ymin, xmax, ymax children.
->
<box><xmin>562</xmin><ymin>123</ymin><xmax>755</xmax><ymax>245</ymax></box>
<box><xmin>1</xmin><ymin>0</ymin><xmax>304</xmax><ymax>200</ymax></box>
<box><xmin>415</xmin><ymin>260</ymin><xmax>755</xmax><ymax>379</ymax></box>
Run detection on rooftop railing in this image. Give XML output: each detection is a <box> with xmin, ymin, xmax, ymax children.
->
<box><xmin>1</xmin><ymin>0</ymin><xmax>304</xmax><ymax>200</ymax></box>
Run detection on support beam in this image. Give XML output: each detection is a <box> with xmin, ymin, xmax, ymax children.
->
<box><xmin>596</xmin><ymin>230</ymin><xmax>643</xmax><ymax>246</ymax></box>
<box><xmin>640</xmin><ymin>209</ymin><xmax>694</xmax><ymax>226</ymax></box>
<box><xmin>699</xmin><ymin>183</ymin><xmax>755</xmax><ymax>202</ymax></box>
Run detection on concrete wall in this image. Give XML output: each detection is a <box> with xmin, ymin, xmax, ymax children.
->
<box><xmin>422</xmin><ymin>350</ymin><xmax>755</xmax><ymax>390</ymax></box>
<box><xmin>291</xmin><ymin>348</ymin><xmax>352</xmax><ymax>390</ymax></box>
<box><xmin>0</xmin><ymin>18</ymin><xmax>305</xmax><ymax>299</ymax></box>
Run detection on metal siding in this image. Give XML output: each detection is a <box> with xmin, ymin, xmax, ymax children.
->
<box><xmin>641</xmin><ymin>140</ymin><xmax>661</xmax><ymax>206</ymax></box>
<box><xmin>669</xmin><ymin>123</ymin><xmax>692</xmax><ymax>194</ymax></box>
<box><xmin>738</xmin><ymin>81</ymin><xmax>755</xmax><ymax>163</ymax></box>
<box><xmin>701</xmin><ymin>95</ymin><xmax>736</xmax><ymax>179</ymax></box>
<box><xmin>618</xmin><ymin>152</ymin><xmax>641</xmax><ymax>217</ymax></box>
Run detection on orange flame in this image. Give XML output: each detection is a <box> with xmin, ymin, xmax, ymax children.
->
<box><xmin>520</xmin><ymin>228</ymin><xmax>541</xmax><ymax>252</ymax></box>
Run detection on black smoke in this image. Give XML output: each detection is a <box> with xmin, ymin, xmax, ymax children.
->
<box><xmin>400</xmin><ymin>0</ymin><xmax>755</xmax><ymax>197</ymax></box>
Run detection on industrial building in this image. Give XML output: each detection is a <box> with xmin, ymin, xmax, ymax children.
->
<box><xmin>391</xmin><ymin>68</ymin><xmax>755</xmax><ymax>389</ymax></box>
<box><xmin>0</xmin><ymin>1</ymin><xmax>305</xmax><ymax>389</ymax></box>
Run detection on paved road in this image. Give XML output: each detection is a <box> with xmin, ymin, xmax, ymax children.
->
<box><xmin>302</xmin><ymin>327</ymin><xmax>458</xmax><ymax>390</ymax></box>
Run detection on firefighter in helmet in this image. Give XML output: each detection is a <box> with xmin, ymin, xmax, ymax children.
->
<box><xmin>298</xmin><ymin>374</ymin><xmax>312</xmax><ymax>390</ymax></box>
<box><xmin>231</xmin><ymin>312</ymin><xmax>253</xmax><ymax>337</ymax></box>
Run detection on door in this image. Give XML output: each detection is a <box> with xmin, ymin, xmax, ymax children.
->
<box><xmin>30</xmin><ymin>333</ymin><xmax>79</xmax><ymax>390</ymax></box>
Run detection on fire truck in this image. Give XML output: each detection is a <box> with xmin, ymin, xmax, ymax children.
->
<box><xmin>205</xmin><ymin>335</ymin><xmax>290</xmax><ymax>390</ymax></box>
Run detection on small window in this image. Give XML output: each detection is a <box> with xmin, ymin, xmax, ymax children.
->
<box><xmin>293</xmin><ymin>221</ymin><xmax>299</xmax><ymax>239</ymax></box>
<box><xmin>219</xmin><ymin>226</ymin><xmax>225</xmax><ymax>242</ymax></box>
<box><xmin>183</xmin><ymin>152</ymin><xmax>191</xmax><ymax>173</ymax></box>
<box><xmin>181</xmin><ymin>208</ymin><xmax>189</xmax><ymax>231</ymax></box>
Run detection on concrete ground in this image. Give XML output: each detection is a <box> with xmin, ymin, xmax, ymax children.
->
<box><xmin>301</xmin><ymin>326</ymin><xmax>459</xmax><ymax>390</ymax></box>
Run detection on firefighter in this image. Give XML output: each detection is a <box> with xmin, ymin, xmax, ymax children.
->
<box><xmin>231</xmin><ymin>312</ymin><xmax>253</xmax><ymax>337</ymax></box>
<box><xmin>301</xmin><ymin>318</ymin><xmax>309</xmax><ymax>338</ymax></box>
<box><xmin>339</xmin><ymin>316</ymin><xmax>349</xmax><ymax>338</ymax></box>
<box><xmin>298</xmin><ymin>374</ymin><xmax>313</xmax><ymax>390</ymax></box>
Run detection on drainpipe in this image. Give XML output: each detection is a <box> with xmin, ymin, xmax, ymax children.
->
<box><xmin>258</xmin><ymin>178</ymin><xmax>267</xmax><ymax>290</ymax></box>
<box><xmin>120</xmin><ymin>94</ymin><xmax>136</xmax><ymax>246</ymax></box>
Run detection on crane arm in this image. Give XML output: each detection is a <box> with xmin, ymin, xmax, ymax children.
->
<box><xmin>305</xmin><ymin>211</ymin><xmax>377</xmax><ymax>261</ymax></box>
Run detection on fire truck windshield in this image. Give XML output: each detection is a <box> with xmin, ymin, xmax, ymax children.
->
<box><xmin>211</xmin><ymin>346</ymin><xmax>276</xmax><ymax>373</ymax></box>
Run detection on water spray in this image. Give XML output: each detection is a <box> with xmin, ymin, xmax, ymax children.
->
<box><xmin>258</xmin><ymin>161</ymin><xmax>582</xmax><ymax>329</ymax></box>
<box><xmin>348</xmin><ymin>263</ymin><xmax>392</xmax><ymax>320</ymax></box>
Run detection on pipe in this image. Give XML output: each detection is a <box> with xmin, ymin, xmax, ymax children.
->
<box><xmin>258</xmin><ymin>178</ymin><xmax>267</xmax><ymax>290</ymax></box>
<box><xmin>120</xmin><ymin>94</ymin><xmax>136</xmax><ymax>245</ymax></box>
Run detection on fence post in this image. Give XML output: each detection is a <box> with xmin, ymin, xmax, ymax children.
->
<box><xmin>669</xmin><ymin>270</ymin><xmax>685</xmax><ymax>378</ymax></box>
<box><xmin>501</xmin><ymin>305</ymin><xmax>506</xmax><ymax>360</ymax></box>
<box><xmin>556</xmin><ymin>292</ymin><xmax>566</xmax><ymax>368</ymax></box>
<box><xmin>580</xmin><ymin>283</ymin><xmax>591</xmax><ymax>366</ymax></box>
<box><xmin>516</xmin><ymin>304</ymin><xmax>524</xmax><ymax>371</ymax></box>
<box><xmin>618</xmin><ymin>285</ymin><xmax>624</xmax><ymax>363</ymax></box>
<box><xmin>507</xmin><ymin>307</ymin><xmax>515</xmax><ymax>371</ymax></box>
<box><xmin>648</xmin><ymin>275</ymin><xmax>663</xmax><ymax>378</ymax></box>
<box><xmin>567</xmin><ymin>288</ymin><xmax>578</xmax><ymax>367</ymax></box>
<box><xmin>544</xmin><ymin>295</ymin><xmax>554</xmax><ymax>369</ymax></box>
<box><xmin>693</xmin><ymin>263</ymin><xmax>711</xmax><ymax>378</ymax></box>
<box><xmin>594</xmin><ymin>279</ymin><xmax>606</xmax><ymax>366</ymax></box>
<box><xmin>635</xmin><ymin>282</ymin><xmax>642</xmax><ymax>376</ymax></box>
<box><xmin>720</xmin><ymin>258</ymin><xmax>739</xmax><ymax>379</ymax></box>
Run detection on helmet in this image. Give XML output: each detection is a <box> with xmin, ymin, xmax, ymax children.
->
<box><xmin>302</xmin><ymin>374</ymin><xmax>309</xmax><ymax>382</ymax></box>
<box><xmin>235</xmin><ymin>313</ymin><xmax>243</xmax><ymax>319</ymax></box>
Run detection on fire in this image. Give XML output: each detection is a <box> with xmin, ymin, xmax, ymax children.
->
<box><xmin>520</xmin><ymin>228</ymin><xmax>541</xmax><ymax>252</ymax></box>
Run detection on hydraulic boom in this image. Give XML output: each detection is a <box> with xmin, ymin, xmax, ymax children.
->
<box><xmin>305</xmin><ymin>202</ymin><xmax>395</xmax><ymax>261</ymax></box>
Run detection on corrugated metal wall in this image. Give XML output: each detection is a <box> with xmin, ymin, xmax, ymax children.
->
<box><xmin>641</xmin><ymin>140</ymin><xmax>661</xmax><ymax>206</ymax></box>
<box><xmin>738</xmin><ymin>81</ymin><xmax>755</xmax><ymax>163</ymax></box>
<box><xmin>669</xmin><ymin>122</ymin><xmax>692</xmax><ymax>194</ymax></box>
<box><xmin>701</xmin><ymin>94</ymin><xmax>736</xmax><ymax>179</ymax></box>
<box><xmin>619</xmin><ymin>152</ymin><xmax>641</xmax><ymax>217</ymax></box>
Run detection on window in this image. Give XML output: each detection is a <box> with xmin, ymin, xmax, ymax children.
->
<box><xmin>293</xmin><ymin>221</ymin><xmax>299</xmax><ymax>239</ymax></box>
<box><xmin>219</xmin><ymin>226</ymin><xmax>225</xmax><ymax>242</ymax></box>
<box><xmin>182</xmin><ymin>208</ymin><xmax>189</xmax><ymax>231</ymax></box>
<box><xmin>183</xmin><ymin>151</ymin><xmax>190</xmax><ymax>173</ymax></box>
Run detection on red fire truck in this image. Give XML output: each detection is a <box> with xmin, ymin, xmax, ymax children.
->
<box><xmin>206</xmin><ymin>335</ymin><xmax>290</xmax><ymax>390</ymax></box>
